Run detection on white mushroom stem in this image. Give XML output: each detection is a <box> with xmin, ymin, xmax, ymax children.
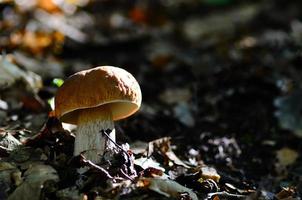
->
<box><xmin>74</xmin><ymin>105</ymin><xmax>115</xmax><ymax>163</ymax></box>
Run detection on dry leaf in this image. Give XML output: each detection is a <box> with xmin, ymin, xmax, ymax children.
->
<box><xmin>134</xmin><ymin>157</ymin><xmax>165</xmax><ymax>172</ymax></box>
<box><xmin>8</xmin><ymin>164</ymin><xmax>59</xmax><ymax>200</ymax></box>
<box><xmin>0</xmin><ymin>131</ymin><xmax>21</xmax><ymax>151</ymax></box>
<box><xmin>0</xmin><ymin>54</ymin><xmax>42</xmax><ymax>92</ymax></box>
<box><xmin>37</xmin><ymin>0</ymin><xmax>61</xmax><ymax>13</ymax></box>
<box><xmin>139</xmin><ymin>178</ymin><xmax>198</xmax><ymax>200</ymax></box>
<box><xmin>13</xmin><ymin>52</ymin><xmax>64</xmax><ymax>79</ymax></box>
<box><xmin>147</xmin><ymin>137</ymin><xmax>190</xmax><ymax>168</ymax></box>
<box><xmin>199</xmin><ymin>166</ymin><xmax>221</xmax><ymax>183</ymax></box>
<box><xmin>0</xmin><ymin>162</ymin><xmax>21</xmax><ymax>188</ymax></box>
<box><xmin>275</xmin><ymin>187</ymin><xmax>296</xmax><ymax>200</ymax></box>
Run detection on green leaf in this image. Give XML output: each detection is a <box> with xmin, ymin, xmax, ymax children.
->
<box><xmin>48</xmin><ymin>97</ymin><xmax>55</xmax><ymax>110</ymax></box>
<box><xmin>52</xmin><ymin>78</ymin><xmax>64</xmax><ymax>87</ymax></box>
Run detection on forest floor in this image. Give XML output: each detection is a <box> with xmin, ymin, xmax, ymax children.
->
<box><xmin>0</xmin><ymin>0</ymin><xmax>301</xmax><ymax>199</ymax></box>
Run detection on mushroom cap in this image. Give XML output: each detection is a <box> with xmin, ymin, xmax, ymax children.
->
<box><xmin>54</xmin><ymin>66</ymin><xmax>142</xmax><ymax>125</ymax></box>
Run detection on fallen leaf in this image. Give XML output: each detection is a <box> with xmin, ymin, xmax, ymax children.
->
<box><xmin>199</xmin><ymin>166</ymin><xmax>221</xmax><ymax>183</ymax></box>
<box><xmin>147</xmin><ymin>137</ymin><xmax>190</xmax><ymax>168</ymax></box>
<box><xmin>0</xmin><ymin>162</ymin><xmax>21</xmax><ymax>188</ymax></box>
<box><xmin>8</xmin><ymin>164</ymin><xmax>59</xmax><ymax>200</ymax></box>
<box><xmin>134</xmin><ymin>157</ymin><xmax>165</xmax><ymax>172</ymax></box>
<box><xmin>13</xmin><ymin>52</ymin><xmax>64</xmax><ymax>79</ymax></box>
<box><xmin>130</xmin><ymin>140</ymin><xmax>149</xmax><ymax>155</ymax></box>
<box><xmin>37</xmin><ymin>0</ymin><xmax>61</xmax><ymax>13</ymax></box>
<box><xmin>0</xmin><ymin>131</ymin><xmax>21</xmax><ymax>151</ymax></box>
<box><xmin>275</xmin><ymin>187</ymin><xmax>296</xmax><ymax>200</ymax></box>
<box><xmin>0</xmin><ymin>54</ymin><xmax>42</xmax><ymax>91</ymax></box>
<box><xmin>139</xmin><ymin>167</ymin><xmax>164</xmax><ymax>178</ymax></box>
<box><xmin>34</xmin><ymin>10</ymin><xmax>87</xmax><ymax>43</ymax></box>
<box><xmin>138</xmin><ymin>178</ymin><xmax>198</xmax><ymax>200</ymax></box>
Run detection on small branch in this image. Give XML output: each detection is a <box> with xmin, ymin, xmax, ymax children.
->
<box><xmin>119</xmin><ymin>168</ymin><xmax>135</xmax><ymax>182</ymax></box>
<box><xmin>207</xmin><ymin>191</ymin><xmax>246</xmax><ymax>199</ymax></box>
<box><xmin>81</xmin><ymin>159</ymin><xmax>113</xmax><ymax>179</ymax></box>
<box><xmin>101</xmin><ymin>129</ymin><xmax>124</xmax><ymax>151</ymax></box>
<box><xmin>101</xmin><ymin>129</ymin><xmax>131</xmax><ymax>162</ymax></box>
<box><xmin>101</xmin><ymin>129</ymin><xmax>137</xmax><ymax>181</ymax></box>
<box><xmin>70</xmin><ymin>154</ymin><xmax>113</xmax><ymax>179</ymax></box>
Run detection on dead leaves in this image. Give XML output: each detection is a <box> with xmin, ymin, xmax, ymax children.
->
<box><xmin>1</xmin><ymin>0</ymin><xmax>91</xmax><ymax>56</ymax></box>
<box><xmin>24</xmin><ymin>117</ymin><xmax>74</xmax><ymax>156</ymax></box>
<box><xmin>1</xmin><ymin>118</ymin><xmax>295</xmax><ymax>199</ymax></box>
<box><xmin>275</xmin><ymin>187</ymin><xmax>297</xmax><ymax>200</ymax></box>
<box><xmin>0</xmin><ymin>0</ymin><xmax>301</xmax><ymax>199</ymax></box>
<box><xmin>137</xmin><ymin>178</ymin><xmax>198</xmax><ymax>200</ymax></box>
<box><xmin>198</xmin><ymin>165</ymin><xmax>221</xmax><ymax>183</ymax></box>
<box><xmin>10</xmin><ymin>31</ymin><xmax>64</xmax><ymax>55</ymax></box>
<box><xmin>0</xmin><ymin>54</ymin><xmax>46</xmax><ymax>115</ymax></box>
<box><xmin>0</xmin><ymin>130</ymin><xmax>21</xmax><ymax>152</ymax></box>
<box><xmin>132</xmin><ymin>137</ymin><xmax>226</xmax><ymax>199</ymax></box>
<box><xmin>7</xmin><ymin>164</ymin><xmax>59</xmax><ymax>200</ymax></box>
<box><xmin>0</xmin><ymin>54</ymin><xmax>42</xmax><ymax>91</ymax></box>
<box><xmin>37</xmin><ymin>0</ymin><xmax>62</xmax><ymax>13</ymax></box>
<box><xmin>145</xmin><ymin>137</ymin><xmax>190</xmax><ymax>168</ymax></box>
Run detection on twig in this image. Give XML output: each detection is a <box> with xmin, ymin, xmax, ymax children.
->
<box><xmin>77</xmin><ymin>155</ymin><xmax>113</xmax><ymax>179</ymax></box>
<box><xmin>119</xmin><ymin>168</ymin><xmax>135</xmax><ymax>182</ymax></box>
<box><xmin>101</xmin><ymin>129</ymin><xmax>132</xmax><ymax>162</ymax></box>
<box><xmin>101</xmin><ymin>129</ymin><xmax>125</xmax><ymax>152</ymax></box>
<box><xmin>207</xmin><ymin>191</ymin><xmax>246</xmax><ymax>199</ymax></box>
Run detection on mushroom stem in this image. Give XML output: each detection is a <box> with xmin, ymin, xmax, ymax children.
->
<box><xmin>74</xmin><ymin>105</ymin><xmax>115</xmax><ymax>163</ymax></box>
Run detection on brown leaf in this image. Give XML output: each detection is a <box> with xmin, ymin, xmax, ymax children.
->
<box><xmin>147</xmin><ymin>137</ymin><xmax>190</xmax><ymax>168</ymax></box>
<box><xmin>275</xmin><ymin>187</ymin><xmax>296</xmax><ymax>200</ymax></box>
<box><xmin>37</xmin><ymin>0</ymin><xmax>61</xmax><ymax>13</ymax></box>
<box><xmin>139</xmin><ymin>167</ymin><xmax>164</xmax><ymax>178</ymax></box>
<box><xmin>24</xmin><ymin>117</ymin><xmax>73</xmax><ymax>154</ymax></box>
<box><xmin>0</xmin><ymin>130</ymin><xmax>21</xmax><ymax>151</ymax></box>
<box><xmin>198</xmin><ymin>166</ymin><xmax>221</xmax><ymax>183</ymax></box>
<box><xmin>138</xmin><ymin>178</ymin><xmax>198</xmax><ymax>200</ymax></box>
<box><xmin>20</xmin><ymin>94</ymin><xmax>45</xmax><ymax>113</ymax></box>
<box><xmin>8</xmin><ymin>164</ymin><xmax>59</xmax><ymax>200</ymax></box>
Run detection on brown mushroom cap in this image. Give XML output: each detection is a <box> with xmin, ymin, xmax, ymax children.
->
<box><xmin>54</xmin><ymin>66</ymin><xmax>142</xmax><ymax>125</ymax></box>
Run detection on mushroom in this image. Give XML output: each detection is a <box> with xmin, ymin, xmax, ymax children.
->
<box><xmin>54</xmin><ymin>66</ymin><xmax>142</xmax><ymax>163</ymax></box>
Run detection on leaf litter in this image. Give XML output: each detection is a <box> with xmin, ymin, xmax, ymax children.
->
<box><xmin>1</xmin><ymin>0</ymin><xmax>302</xmax><ymax>199</ymax></box>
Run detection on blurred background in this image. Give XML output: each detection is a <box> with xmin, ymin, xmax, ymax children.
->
<box><xmin>1</xmin><ymin>0</ymin><xmax>302</xmax><ymax>196</ymax></box>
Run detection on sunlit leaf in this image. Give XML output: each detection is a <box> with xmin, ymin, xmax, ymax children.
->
<box><xmin>47</xmin><ymin>97</ymin><xmax>55</xmax><ymax>110</ymax></box>
<box><xmin>138</xmin><ymin>178</ymin><xmax>198</xmax><ymax>200</ymax></box>
<box><xmin>134</xmin><ymin>157</ymin><xmax>165</xmax><ymax>172</ymax></box>
<box><xmin>52</xmin><ymin>78</ymin><xmax>64</xmax><ymax>87</ymax></box>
